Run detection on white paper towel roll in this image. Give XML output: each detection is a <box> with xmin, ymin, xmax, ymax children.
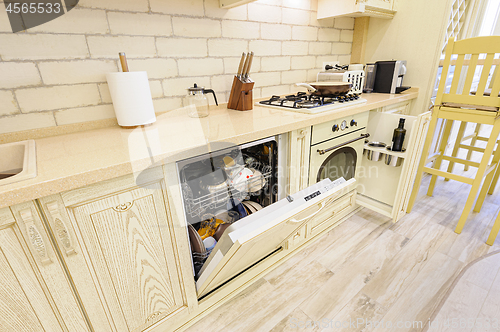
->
<box><xmin>106</xmin><ymin>71</ymin><xmax>156</xmax><ymax>127</ymax></box>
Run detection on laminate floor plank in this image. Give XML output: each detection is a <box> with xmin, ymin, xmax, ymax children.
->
<box><xmin>361</xmin><ymin>223</ymin><xmax>453</xmax><ymax>309</ymax></box>
<box><xmin>438</xmin><ymin>201</ymin><xmax>498</xmax><ymax>264</ymax></box>
<box><xmin>185</xmin><ymin>278</ymin><xmax>275</xmax><ymax>332</ymax></box>
<box><xmin>220</xmin><ymin>260</ymin><xmax>333</xmax><ymax>332</ymax></box>
<box><xmin>315</xmin><ymin>214</ymin><xmax>394</xmax><ymax>273</ymax></box>
<box><xmin>472</xmin><ymin>269</ymin><xmax>500</xmax><ymax>332</ymax></box>
<box><xmin>300</xmin><ymin>229</ymin><xmax>407</xmax><ymax>321</ymax></box>
<box><xmin>371</xmin><ymin>252</ymin><xmax>463</xmax><ymax>332</ymax></box>
<box><xmin>428</xmin><ymin>279</ymin><xmax>488</xmax><ymax>332</ymax></box>
<box><xmin>462</xmin><ymin>253</ymin><xmax>500</xmax><ymax>291</ymax></box>
<box><xmin>269</xmin><ymin>307</ymin><xmax>322</xmax><ymax>332</ymax></box>
<box><xmin>325</xmin><ymin>291</ymin><xmax>387</xmax><ymax>332</ymax></box>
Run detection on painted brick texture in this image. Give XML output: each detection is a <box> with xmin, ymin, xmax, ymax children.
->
<box><xmin>0</xmin><ymin>0</ymin><xmax>353</xmax><ymax>134</ymax></box>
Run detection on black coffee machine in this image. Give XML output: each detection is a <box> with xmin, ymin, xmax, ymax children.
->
<box><xmin>363</xmin><ymin>60</ymin><xmax>410</xmax><ymax>94</ymax></box>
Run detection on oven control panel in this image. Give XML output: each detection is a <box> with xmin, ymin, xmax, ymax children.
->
<box><xmin>313</xmin><ymin>111</ymin><xmax>369</xmax><ymax>145</ymax></box>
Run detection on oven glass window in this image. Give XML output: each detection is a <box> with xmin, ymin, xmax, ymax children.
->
<box><xmin>317</xmin><ymin>147</ymin><xmax>357</xmax><ymax>182</ymax></box>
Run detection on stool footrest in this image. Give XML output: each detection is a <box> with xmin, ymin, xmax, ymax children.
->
<box><xmin>461</xmin><ymin>134</ymin><xmax>476</xmax><ymax>141</ymax></box>
<box><xmin>441</xmin><ymin>155</ymin><xmax>480</xmax><ymax>168</ymax></box>
<box><xmin>459</xmin><ymin>144</ymin><xmax>486</xmax><ymax>153</ymax></box>
<box><xmin>423</xmin><ymin>167</ymin><xmax>475</xmax><ymax>184</ymax></box>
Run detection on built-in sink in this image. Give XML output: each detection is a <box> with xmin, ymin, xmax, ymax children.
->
<box><xmin>0</xmin><ymin>140</ymin><xmax>36</xmax><ymax>186</ymax></box>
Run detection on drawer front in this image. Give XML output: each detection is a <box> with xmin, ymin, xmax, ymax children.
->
<box><xmin>381</xmin><ymin>101</ymin><xmax>411</xmax><ymax>114</ymax></box>
<box><xmin>309</xmin><ymin>190</ymin><xmax>357</xmax><ymax>237</ymax></box>
<box><xmin>286</xmin><ymin>190</ymin><xmax>357</xmax><ymax>249</ymax></box>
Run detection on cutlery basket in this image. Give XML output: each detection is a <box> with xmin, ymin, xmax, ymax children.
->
<box><xmin>227</xmin><ymin>76</ymin><xmax>254</xmax><ymax>111</ymax></box>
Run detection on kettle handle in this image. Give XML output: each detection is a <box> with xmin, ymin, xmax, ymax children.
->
<box><xmin>203</xmin><ymin>89</ymin><xmax>218</xmax><ymax>106</ymax></box>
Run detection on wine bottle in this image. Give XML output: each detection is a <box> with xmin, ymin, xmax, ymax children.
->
<box><xmin>391</xmin><ymin>118</ymin><xmax>406</xmax><ymax>151</ymax></box>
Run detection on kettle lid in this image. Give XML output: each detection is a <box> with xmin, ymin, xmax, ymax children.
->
<box><xmin>188</xmin><ymin>83</ymin><xmax>204</xmax><ymax>92</ymax></box>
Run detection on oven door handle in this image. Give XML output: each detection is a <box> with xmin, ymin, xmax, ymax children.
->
<box><xmin>317</xmin><ymin>133</ymin><xmax>370</xmax><ymax>155</ymax></box>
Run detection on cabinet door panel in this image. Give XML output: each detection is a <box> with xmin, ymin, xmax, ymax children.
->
<box><xmin>0</xmin><ymin>208</ymin><xmax>63</xmax><ymax>332</ymax></box>
<box><xmin>365</xmin><ymin>0</ymin><xmax>394</xmax><ymax>11</ymax></box>
<box><xmin>68</xmin><ymin>183</ymin><xmax>186</xmax><ymax>332</ymax></box>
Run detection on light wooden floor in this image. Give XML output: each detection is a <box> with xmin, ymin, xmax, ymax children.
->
<box><xmin>427</xmin><ymin>251</ymin><xmax>500</xmax><ymax>332</ymax></box>
<box><xmin>187</xmin><ymin>140</ymin><xmax>500</xmax><ymax>332</ymax></box>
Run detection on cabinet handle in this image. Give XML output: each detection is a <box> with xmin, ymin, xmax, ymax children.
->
<box><xmin>317</xmin><ymin>133</ymin><xmax>370</xmax><ymax>155</ymax></box>
<box><xmin>20</xmin><ymin>208</ymin><xmax>52</xmax><ymax>265</ymax></box>
<box><xmin>288</xmin><ymin>201</ymin><xmax>326</xmax><ymax>224</ymax></box>
<box><xmin>46</xmin><ymin>202</ymin><xmax>76</xmax><ymax>256</ymax></box>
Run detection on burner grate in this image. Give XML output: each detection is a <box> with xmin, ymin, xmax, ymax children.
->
<box><xmin>259</xmin><ymin>92</ymin><xmax>361</xmax><ymax>109</ymax></box>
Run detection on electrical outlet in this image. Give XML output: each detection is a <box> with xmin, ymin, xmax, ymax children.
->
<box><xmin>323</xmin><ymin>61</ymin><xmax>339</xmax><ymax>71</ymax></box>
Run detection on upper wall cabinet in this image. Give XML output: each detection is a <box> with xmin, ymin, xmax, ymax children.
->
<box><xmin>317</xmin><ymin>0</ymin><xmax>397</xmax><ymax>19</ymax></box>
<box><xmin>219</xmin><ymin>0</ymin><xmax>256</xmax><ymax>8</ymax></box>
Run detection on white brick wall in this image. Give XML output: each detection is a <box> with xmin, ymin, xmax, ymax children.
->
<box><xmin>107</xmin><ymin>12</ymin><xmax>173</xmax><ymax>37</ymax></box>
<box><xmin>0</xmin><ymin>0</ymin><xmax>354</xmax><ymax>134</ymax></box>
<box><xmin>157</xmin><ymin>38</ymin><xmax>208</xmax><ymax>58</ymax></box>
<box><xmin>38</xmin><ymin>60</ymin><xmax>118</xmax><ymax>85</ymax></box>
<box><xmin>0</xmin><ymin>91</ymin><xmax>18</xmax><ymax>116</ymax></box>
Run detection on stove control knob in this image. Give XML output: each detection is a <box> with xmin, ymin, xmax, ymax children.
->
<box><xmin>350</xmin><ymin>120</ymin><xmax>357</xmax><ymax>127</ymax></box>
<box><xmin>332</xmin><ymin>124</ymin><xmax>339</xmax><ymax>132</ymax></box>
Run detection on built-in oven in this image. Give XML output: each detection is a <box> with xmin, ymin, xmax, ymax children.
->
<box><xmin>175</xmin><ymin>135</ymin><xmax>354</xmax><ymax>298</ymax></box>
<box><xmin>309</xmin><ymin>112</ymin><xmax>369</xmax><ymax>186</ymax></box>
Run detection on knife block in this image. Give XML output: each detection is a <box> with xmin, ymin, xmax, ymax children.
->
<box><xmin>227</xmin><ymin>76</ymin><xmax>254</xmax><ymax>111</ymax></box>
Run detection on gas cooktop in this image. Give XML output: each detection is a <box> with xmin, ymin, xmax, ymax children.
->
<box><xmin>257</xmin><ymin>92</ymin><xmax>367</xmax><ymax>114</ymax></box>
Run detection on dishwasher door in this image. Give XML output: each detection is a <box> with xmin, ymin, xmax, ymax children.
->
<box><xmin>196</xmin><ymin>177</ymin><xmax>355</xmax><ymax>297</ymax></box>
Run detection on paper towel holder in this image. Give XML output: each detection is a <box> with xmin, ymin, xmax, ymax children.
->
<box><xmin>106</xmin><ymin>52</ymin><xmax>157</xmax><ymax>129</ymax></box>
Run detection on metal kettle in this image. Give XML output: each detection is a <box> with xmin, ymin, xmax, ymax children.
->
<box><xmin>186</xmin><ymin>83</ymin><xmax>218</xmax><ymax>118</ymax></box>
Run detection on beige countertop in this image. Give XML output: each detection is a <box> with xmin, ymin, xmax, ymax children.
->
<box><xmin>0</xmin><ymin>88</ymin><xmax>418</xmax><ymax>209</ymax></box>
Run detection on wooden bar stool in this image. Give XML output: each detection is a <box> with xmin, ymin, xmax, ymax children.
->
<box><xmin>446</xmin><ymin>75</ymin><xmax>500</xmax><ymax>176</ymax></box>
<box><xmin>407</xmin><ymin>36</ymin><xmax>500</xmax><ymax>237</ymax></box>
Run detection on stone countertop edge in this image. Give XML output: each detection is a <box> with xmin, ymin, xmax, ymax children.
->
<box><xmin>0</xmin><ymin>88</ymin><xmax>419</xmax><ymax>209</ymax></box>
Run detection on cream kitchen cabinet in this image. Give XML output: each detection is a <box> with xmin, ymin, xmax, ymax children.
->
<box><xmin>288</xmin><ymin>127</ymin><xmax>312</xmax><ymax>195</ymax></box>
<box><xmin>317</xmin><ymin>0</ymin><xmax>397</xmax><ymax>19</ymax></box>
<box><xmin>37</xmin><ymin>167</ymin><xmax>197</xmax><ymax>332</ymax></box>
<box><xmin>0</xmin><ymin>206</ymin><xmax>87</xmax><ymax>332</ymax></box>
<box><xmin>378</xmin><ymin>100</ymin><xmax>413</xmax><ymax>115</ymax></box>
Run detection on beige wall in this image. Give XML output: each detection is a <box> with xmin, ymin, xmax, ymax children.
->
<box><xmin>0</xmin><ymin>0</ymin><xmax>354</xmax><ymax>134</ymax></box>
<box><xmin>364</xmin><ymin>0</ymin><xmax>453</xmax><ymax>115</ymax></box>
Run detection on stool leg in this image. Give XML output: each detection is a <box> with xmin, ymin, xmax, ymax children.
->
<box><xmin>455</xmin><ymin>123</ymin><xmax>500</xmax><ymax>234</ymax></box>
<box><xmin>487</xmin><ymin>136</ymin><xmax>500</xmax><ymax>195</ymax></box>
<box><xmin>488</xmin><ymin>164</ymin><xmax>500</xmax><ymax>195</ymax></box>
<box><xmin>407</xmin><ymin>112</ymin><xmax>439</xmax><ymax>213</ymax></box>
<box><xmin>445</xmin><ymin>121</ymin><xmax>467</xmax><ymax>181</ymax></box>
<box><xmin>474</xmin><ymin>143</ymin><xmax>500</xmax><ymax>212</ymax></box>
<box><xmin>464</xmin><ymin>123</ymin><xmax>481</xmax><ymax>171</ymax></box>
<box><xmin>427</xmin><ymin>119</ymin><xmax>454</xmax><ymax>196</ymax></box>
<box><xmin>487</xmin><ymin>210</ymin><xmax>500</xmax><ymax>246</ymax></box>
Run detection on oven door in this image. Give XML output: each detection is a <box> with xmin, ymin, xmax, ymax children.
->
<box><xmin>195</xmin><ymin>178</ymin><xmax>355</xmax><ymax>297</ymax></box>
<box><xmin>309</xmin><ymin>131</ymin><xmax>366</xmax><ymax>185</ymax></box>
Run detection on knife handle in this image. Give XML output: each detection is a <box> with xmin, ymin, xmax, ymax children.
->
<box><xmin>244</xmin><ymin>52</ymin><xmax>254</xmax><ymax>79</ymax></box>
<box><xmin>241</xmin><ymin>53</ymin><xmax>251</xmax><ymax>79</ymax></box>
<box><xmin>237</xmin><ymin>52</ymin><xmax>246</xmax><ymax>78</ymax></box>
